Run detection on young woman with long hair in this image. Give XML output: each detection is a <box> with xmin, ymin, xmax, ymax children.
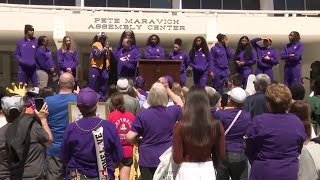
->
<box><xmin>234</xmin><ymin>36</ymin><xmax>257</xmax><ymax>88</ymax></box>
<box><xmin>173</xmin><ymin>86</ymin><xmax>225</xmax><ymax>180</ymax></box>
<box><xmin>57</xmin><ymin>36</ymin><xmax>78</xmax><ymax>78</ymax></box>
<box><xmin>188</xmin><ymin>36</ymin><xmax>211</xmax><ymax>87</ymax></box>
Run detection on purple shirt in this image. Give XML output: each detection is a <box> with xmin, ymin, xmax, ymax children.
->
<box><xmin>15</xmin><ymin>37</ymin><xmax>37</xmax><ymax>70</ymax></box>
<box><xmin>57</xmin><ymin>48</ymin><xmax>78</xmax><ymax>71</ymax></box>
<box><xmin>138</xmin><ymin>89</ymin><xmax>148</xmax><ymax>98</ymax></box>
<box><xmin>144</xmin><ymin>45</ymin><xmax>165</xmax><ymax>60</ymax></box>
<box><xmin>214</xmin><ymin>108</ymin><xmax>250</xmax><ymax>152</ymax></box>
<box><xmin>281</xmin><ymin>41</ymin><xmax>304</xmax><ymax>66</ymax></box>
<box><xmin>131</xmin><ymin>105</ymin><xmax>182</xmax><ymax>167</ymax></box>
<box><xmin>210</xmin><ymin>44</ymin><xmax>233</xmax><ymax>70</ymax></box>
<box><xmin>168</xmin><ymin>50</ymin><xmax>188</xmax><ymax>73</ymax></box>
<box><xmin>188</xmin><ymin>50</ymin><xmax>210</xmax><ymax>74</ymax></box>
<box><xmin>61</xmin><ymin>117</ymin><xmax>123</xmax><ymax>179</ymax></box>
<box><xmin>233</xmin><ymin>49</ymin><xmax>257</xmax><ymax>68</ymax></box>
<box><xmin>251</xmin><ymin>38</ymin><xmax>278</xmax><ymax>69</ymax></box>
<box><xmin>36</xmin><ymin>47</ymin><xmax>55</xmax><ymax>71</ymax></box>
<box><xmin>245</xmin><ymin>113</ymin><xmax>306</xmax><ymax>180</ymax></box>
<box><xmin>116</xmin><ymin>46</ymin><xmax>141</xmax><ymax>78</ymax></box>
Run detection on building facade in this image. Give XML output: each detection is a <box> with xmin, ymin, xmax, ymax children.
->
<box><xmin>0</xmin><ymin>1</ymin><xmax>319</xmax><ymax>93</ymax></box>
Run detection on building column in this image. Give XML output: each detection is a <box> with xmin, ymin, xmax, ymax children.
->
<box><xmin>75</xmin><ymin>0</ymin><xmax>84</xmax><ymax>7</ymax></box>
<box><xmin>260</xmin><ymin>0</ymin><xmax>274</xmax><ymax>10</ymax></box>
<box><xmin>53</xmin><ymin>15</ymin><xmax>66</xmax><ymax>50</ymax></box>
<box><xmin>206</xmin><ymin>21</ymin><xmax>217</xmax><ymax>49</ymax></box>
<box><xmin>1</xmin><ymin>54</ymin><xmax>11</xmax><ymax>87</ymax></box>
<box><xmin>172</xmin><ymin>0</ymin><xmax>182</xmax><ymax>9</ymax></box>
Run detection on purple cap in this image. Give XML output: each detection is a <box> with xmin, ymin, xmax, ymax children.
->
<box><xmin>77</xmin><ymin>87</ymin><xmax>100</xmax><ymax>108</ymax></box>
<box><xmin>164</xmin><ymin>75</ymin><xmax>173</xmax><ymax>89</ymax></box>
<box><xmin>134</xmin><ymin>76</ymin><xmax>146</xmax><ymax>87</ymax></box>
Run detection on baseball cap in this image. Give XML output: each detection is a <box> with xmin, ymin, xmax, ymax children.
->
<box><xmin>228</xmin><ymin>87</ymin><xmax>247</xmax><ymax>103</ymax></box>
<box><xmin>264</xmin><ymin>37</ymin><xmax>272</xmax><ymax>43</ymax></box>
<box><xmin>134</xmin><ymin>76</ymin><xmax>146</xmax><ymax>87</ymax></box>
<box><xmin>117</xmin><ymin>78</ymin><xmax>129</xmax><ymax>93</ymax></box>
<box><xmin>77</xmin><ymin>87</ymin><xmax>100</xmax><ymax>109</ymax></box>
<box><xmin>1</xmin><ymin>95</ymin><xmax>25</xmax><ymax>115</ymax></box>
<box><xmin>164</xmin><ymin>75</ymin><xmax>173</xmax><ymax>89</ymax></box>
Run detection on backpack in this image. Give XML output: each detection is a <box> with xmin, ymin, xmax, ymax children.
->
<box><xmin>5</xmin><ymin>114</ymin><xmax>36</xmax><ymax>180</ymax></box>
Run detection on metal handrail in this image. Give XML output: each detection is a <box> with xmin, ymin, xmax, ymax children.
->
<box><xmin>0</xmin><ymin>3</ymin><xmax>319</xmax><ymax>15</ymax></box>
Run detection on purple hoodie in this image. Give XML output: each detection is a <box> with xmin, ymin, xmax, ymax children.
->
<box><xmin>251</xmin><ymin>38</ymin><xmax>278</xmax><ymax>69</ymax></box>
<box><xmin>168</xmin><ymin>50</ymin><xmax>188</xmax><ymax>73</ymax></box>
<box><xmin>35</xmin><ymin>46</ymin><xmax>55</xmax><ymax>72</ymax></box>
<box><xmin>188</xmin><ymin>49</ymin><xmax>210</xmax><ymax>74</ymax></box>
<box><xmin>210</xmin><ymin>43</ymin><xmax>233</xmax><ymax>71</ymax></box>
<box><xmin>281</xmin><ymin>41</ymin><xmax>304</xmax><ymax>66</ymax></box>
<box><xmin>144</xmin><ymin>45</ymin><xmax>165</xmax><ymax>59</ymax></box>
<box><xmin>15</xmin><ymin>37</ymin><xmax>37</xmax><ymax>70</ymax></box>
<box><xmin>57</xmin><ymin>48</ymin><xmax>78</xmax><ymax>71</ymax></box>
<box><xmin>233</xmin><ymin>49</ymin><xmax>257</xmax><ymax>68</ymax></box>
<box><xmin>116</xmin><ymin>46</ymin><xmax>142</xmax><ymax>78</ymax></box>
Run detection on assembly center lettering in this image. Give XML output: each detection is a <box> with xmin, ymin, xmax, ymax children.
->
<box><xmin>88</xmin><ymin>18</ymin><xmax>186</xmax><ymax>31</ymax></box>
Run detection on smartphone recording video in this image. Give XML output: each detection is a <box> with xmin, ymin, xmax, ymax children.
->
<box><xmin>35</xmin><ymin>98</ymin><xmax>44</xmax><ymax>112</ymax></box>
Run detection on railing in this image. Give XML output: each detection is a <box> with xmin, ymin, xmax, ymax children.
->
<box><xmin>0</xmin><ymin>3</ymin><xmax>319</xmax><ymax>16</ymax></box>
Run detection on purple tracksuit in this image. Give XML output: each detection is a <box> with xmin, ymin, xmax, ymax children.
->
<box><xmin>168</xmin><ymin>50</ymin><xmax>188</xmax><ymax>86</ymax></box>
<box><xmin>57</xmin><ymin>48</ymin><xmax>78</xmax><ymax>77</ymax></box>
<box><xmin>281</xmin><ymin>41</ymin><xmax>304</xmax><ymax>86</ymax></box>
<box><xmin>116</xmin><ymin>46</ymin><xmax>141</xmax><ymax>78</ymax></box>
<box><xmin>35</xmin><ymin>47</ymin><xmax>55</xmax><ymax>72</ymax></box>
<box><xmin>144</xmin><ymin>45</ymin><xmax>165</xmax><ymax>60</ymax></box>
<box><xmin>188</xmin><ymin>50</ymin><xmax>210</xmax><ymax>87</ymax></box>
<box><xmin>15</xmin><ymin>37</ymin><xmax>38</xmax><ymax>86</ymax></box>
<box><xmin>251</xmin><ymin>38</ymin><xmax>278</xmax><ymax>80</ymax></box>
<box><xmin>234</xmin><ymin>49</ymin><xmax>257</xmax><ymax>88</ymax></box>
<box><xmin>210</xmin><ymin>44</ymin><xmax>233</xmax><ymax>91</ymax></box>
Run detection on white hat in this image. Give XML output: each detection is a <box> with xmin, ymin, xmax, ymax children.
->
<box><xmin>1</xmin><ymin>95</ymin><xmax>25</xmax><ymax>115</ymax></box>
<box><xmin>228</xmin><ymin>87</ymin><xmax>247</xmax><ymax>103</ymax></box>
<box><xmin>117</xmin><ymin>78</ymin><xmax>129</xmax><ymax>93</ymax></box>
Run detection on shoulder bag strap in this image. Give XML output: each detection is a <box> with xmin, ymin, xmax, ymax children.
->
<box><xmin>224</xmin><ymin>110</ymin><xmax>242</xmax><ymax>136</ymax></box>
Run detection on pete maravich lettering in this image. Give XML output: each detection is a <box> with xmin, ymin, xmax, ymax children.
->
<box><xmin>88</xmin><ymin>18</ymin><xmax>186</xmax><ymax>31</ymax></box>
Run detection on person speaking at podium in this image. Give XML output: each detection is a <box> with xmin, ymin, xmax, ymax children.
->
<box><xmin>116</xmin><ymin>37</ymin><xmax>142</xmax><ymax>79</ymax></box>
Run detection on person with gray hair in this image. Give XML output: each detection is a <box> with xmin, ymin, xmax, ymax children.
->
<box><xmin>243</xmin><ymin>73</ymin><xmax>271</xmax><ymax>117</ymax></box>
<box><xmin>205</xmin><ymin>86</ymin><xmax>221</xmax><ymax>114</ymax></box>
<box><xmin>107</xmin><ymin>78</ymin><xmax>140</xmax><ymax>115</ymax></box>
<box><xmin>126</xmin><ymin>82</ymin><xmax>183</xmax><ymax>179</ymax></box>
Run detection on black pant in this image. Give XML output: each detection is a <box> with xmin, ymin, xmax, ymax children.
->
<box><xmin>217</xmin><ymin>152</ymin><xmax>248</xmax><ymax>180</ymax></box>
<box><xmin>140</xmin><ymin>166</ymin><xmax>157</xmax><ymax>180</ymax></box>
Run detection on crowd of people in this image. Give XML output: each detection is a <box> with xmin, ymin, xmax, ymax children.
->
<box><xmin>0</xmin><ymin>23</ymin><xmax>318</xmax><ymax>180</ymax></box>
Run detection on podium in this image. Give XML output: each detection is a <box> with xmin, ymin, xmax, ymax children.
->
<box><xmin>138</xmin><ymin>60</ymin><xmax>181</xmax><ymax>90</ymax></box>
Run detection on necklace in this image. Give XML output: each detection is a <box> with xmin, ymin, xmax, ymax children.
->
<box><xmin>75</xmin><ymin>118</ymin><xmax>103</xmax><ymax>132</ymax></box>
